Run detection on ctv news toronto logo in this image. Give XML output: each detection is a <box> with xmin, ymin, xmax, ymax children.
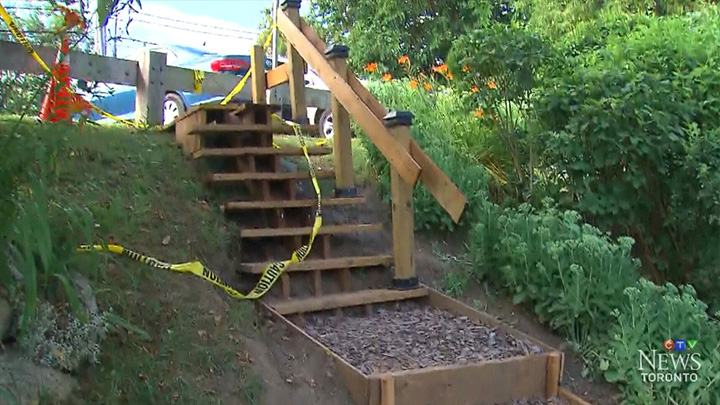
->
<box><xmin>638</xmin><ymin>339</ymin><xmax>701</xmax><ymax>383</ymax></box>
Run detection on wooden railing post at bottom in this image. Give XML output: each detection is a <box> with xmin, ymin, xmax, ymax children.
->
<box><xmin>280</xmin><ymin>0</ymin><xmax>308</xmax><ymax>124</ymax></box>
<box><xmin>325</xmin><ymin>44</ymin><xmax>356</xmax><ymax>197</ymax></box>
<box><xmin>383</xmin><ymin>111</ymin><xmax>418</xmax><ymax>290</ymax></box>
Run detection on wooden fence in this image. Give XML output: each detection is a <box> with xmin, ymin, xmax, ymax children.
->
<box><xmin>0</xmin><ymin>38</ymin><xmax>330</xmax><ymax>125</ymax></box>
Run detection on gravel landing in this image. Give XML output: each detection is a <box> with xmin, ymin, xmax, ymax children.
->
<box><xmin>303</xmin><ymin>307</ymin><xmax>544</xmax><ymax>375</ymax></box>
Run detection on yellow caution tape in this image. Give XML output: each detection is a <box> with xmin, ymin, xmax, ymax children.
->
<box><xmin>0</xmin><ymin>3</ymin><xmax>54</xmax><ymax>75</ymax></box>
<box><xmin>78</xmin><ymin>117</ymin><xmax>323</xmax><ymax>300</ymax></box>
<box><xmin>193</xmin><ymin>70</ymin><xmax>204</xmax><ymax>94</ymax></box>
<box><xmin>221</xmin><ymin>24</ymin><xmax>277</xmax><ymax>105</ymax></box>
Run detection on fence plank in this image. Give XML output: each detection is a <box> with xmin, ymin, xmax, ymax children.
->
<box><xmin>0</xmin><ymin>39</ymin><xmax>137</xmax><ymax>85</ymax></box>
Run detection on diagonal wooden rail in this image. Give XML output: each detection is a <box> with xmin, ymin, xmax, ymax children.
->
<box><xmin>277</xmin><ymin>12</ymin><xmax>422</xmax><ymax>188</ymax></box>
<box><xmin>276</xmin><ymin>11</ymin><xmax>467</xmax><ymax>223</ymax></box>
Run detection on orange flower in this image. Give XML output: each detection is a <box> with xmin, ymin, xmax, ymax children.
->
<box><xmin>398</xmin><ymin>55</ymin><xmax>410</xmax><ymax>65</ymax></box>
<box><xmin>365</xmin><ymin>62</ymin><xmax>378</xmax><ymax>73</ymax></box>
<box><xmin>409</xmin><ymin>79</ymin><xmax>418</xmax><ymax>89</ymax></box>
<box><xmin>471</xmin><ymin>86</ymin><xmax>479</xmax><ymax>93</ymax></box>
<box><xmin>432</xmin><ymin>64</ymin><xmax>449</xmax><ymax>74</ymax></box>
<box><xmin>474</xmin><ymin>109</ymin><xmax>485</xmax><ymax>118</ymax></box>
<box><xmin>463</xmin><ymin>65</ymin><xmax>470</xmax><ymax>73</ymax></box>
<box><xmin>423</xmin><ymin>82</ymin><xmax>433</xmax><ymax>92</ymax></box>
<box><xmin>488</xmin><ymin>80</ymin><xmax>497</xmax><ymax>90</ymax></box>
<box><xmin>446</xmin><ymin>72</ymin><xmax>453</xmax><ymax>80</ymax></box>
<box><xmin>56</xmin><ymin>5</ymin><xmax>85</xmax><ymax>31</ymax></box>
<box><xmin>382</xmin><ymin>73</ymin><xmax>392</xmax><ymax>82</ymax></box>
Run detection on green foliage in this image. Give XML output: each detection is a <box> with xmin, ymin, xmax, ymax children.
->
<box><xmin>449</xmin><ymin>22</ymin><xmax>552</xmax><ymax>199</ymax></box>
<box><xmin>357</xmin><ymin>79</ymin><xmax>490</xmax><ymax>232</ymax></box>
<box><xmin>596</xmin><ymin>280</ymin><xmax>720</xmax><ymax>404</ymax></box>
<box><xmin>309</xmin><ymin>0</ymin><xmax>488</xmax><ymax>74</ymax></box>
<box><xmin>469</xmin><ymin>199</ymin><xmax>641</xmax><ymax>347</ymax></box>
<box><xmin>534</xmin><ymin>10</ymin><xmax>720</xmax><ymax>307</ymax></box>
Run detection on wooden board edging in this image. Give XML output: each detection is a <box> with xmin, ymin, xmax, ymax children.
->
<box><xmin>559</xmin><ymin>388</ymin><xmax>595</xmax><ymax>405</ymax></box>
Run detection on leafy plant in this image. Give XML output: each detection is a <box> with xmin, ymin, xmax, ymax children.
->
<box><xmin>469</xmin><ymin>198</ymin><xmax>641</xmax><ymax>346</ymax></box>
<box><xmin>596</xmin><ymin>279</ymin><xmax>720</xmax><ymax>404</ymax></box>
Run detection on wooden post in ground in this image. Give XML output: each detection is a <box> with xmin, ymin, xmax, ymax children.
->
<box><xmin>383</xmin><ymin>111</ymin><xmax>418</xmax><ymax>290</ymax></box>
<box><xmin>545</xmin><ymin>352</ymin><xmax>562</xmax><ymax>398</ymax></box>
<box><xmin>324</xmin><ymin>44</ymin><xmax>356</xmax><ymax>197</ymax></box>
<box><xmin>380</xmin><ymin>376</ymin><xmax>395</xmax><ymax>405</ymax></box>
<box><xmin>280</xmin><ymin>0</ymin><xmax>308</xmax><ymax>123</ymax></box>
<box><xmin>250</xmin><ymin>45</ymin><xmax>267</xmax><ymax>104</ymax></box>
<box><xmin>135</xmin><ymin>49</ymin><xmax>166</xmax><ymax>126</ymax></box>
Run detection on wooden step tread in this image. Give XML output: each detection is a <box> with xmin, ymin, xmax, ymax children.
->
<box><xmin>266</xmin><ymin>288</ymin><xmax>429</xmax><ymax>315</ymax></box>
<box><xmin>242</xmin><ymin>255</ymin><xmax>393</xmax><ymax>274</ymax></box>
<box><xmin>223</xmin><ymin>196</ymin><xmax>366</xmax><ymax>211</ymax></box>
<box><xmin>190</xmin><ymin>123</ymin><xmax>319</xmax><ymax>135</ymax></box>
<box><xmin>240</xmin><ymin>223</ymin><xmax>383</xmax><ymax>238</ymax></box>
<box><xmin>194</xmin><ymin>146</ymin><xmax>332</xmax><ymax>158</ymax></box>
<box><xmin>208</xmin><ymin>170</ymin><xmax>334</xmax><ymax>182</ymax></box>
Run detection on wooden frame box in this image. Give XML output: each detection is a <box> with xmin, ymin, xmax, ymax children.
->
<box><xmin>261</xmin><ymin>286</ymin><xmax>590</xmax><ymax>405</ymax></box>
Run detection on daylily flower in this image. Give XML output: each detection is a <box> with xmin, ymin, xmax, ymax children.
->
<box><xmin>463</xmin><ymin>65</ymin><xmax>470</xmax><ymax>73</ymax></box>
<box><xmin>365</xmin><ymin>62</ymin><xmax>378</xmax><ymax>73</ymax></box>
<box><xmin>432</xmin><ymin>64</ymin><xmax>449</xmax><ymax>74</ymax></box>
<box><xmin>398</xmin><ymin>55</ymin><xmax>410</xmax><ymax>65</ymax></box>
<box><xmin>471</xmin><ymin>86</ymin><xmax>479</xmax><ymax>93</ymax></box>
<box><xmin>424</xmin><ymin>82</ymin><xmax>433</xmax><ymax>92</ymax></box>
<box><xmin>445</xmin><ymin>72</ymin><xmax>453</xmax><ymax>80</ymax></box>
<box><xmin>474</xmin><ymin>109</ymin><xmax>485</xmax><ymax>118</ymax></box>
<box><xmin>409</xmin><ymin>79</ymin><xmax>418</xmax><ymax>89</ymax></box>
<box><xmin>382</xmin><ymin>73</ymin><xmax>392</xmax><ymax>82</ymax></box>
<box><xmin>488</xmin><ymin>80</ymin><xmax>497</xmax><ymax>90</ymax></box>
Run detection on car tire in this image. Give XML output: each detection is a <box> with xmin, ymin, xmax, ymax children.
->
<box><xmin>317</xmin><ymin>109</ymin><xmax>334</xmax><ymax>139</ymax></box>
<box><xmin>163</xmin><ymin>92</ymin><xmax>186</xmax><ymax>126</ymax></box>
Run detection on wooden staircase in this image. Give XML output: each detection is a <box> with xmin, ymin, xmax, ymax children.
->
<box><xmin>169</xmin><ymin>2</ymin><xmax>468</xmax><ymax>317</ymax></box>
<box><xmin>175</xmin><ymin>102</ymin><xmax>429</xmax><ymax>314</ymax></box>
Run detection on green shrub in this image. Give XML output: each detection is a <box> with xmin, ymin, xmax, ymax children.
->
<box><xmin>358</xmin><ymin>79</ymin><xmax>491</xmax><ymax>232</ymax></box>
<box><xmin>469</xmin><ymin>199</ymin><xmax>641</xmax><ymax>347</ymax></box>
<box><xmin>533</xmin><ymin>10</ymin><xmax>720</xmax><ymax>306</ymax></box>
<box><xmin>597</xmin><ymin>279</ymin><xmax>720</xmax><ymax>404</ymax></box>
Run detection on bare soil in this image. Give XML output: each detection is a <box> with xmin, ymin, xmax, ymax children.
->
<box><xmin>303</xmin><ymin>303</ymin><xmax>544</xmax><ymax>375</ymax></box>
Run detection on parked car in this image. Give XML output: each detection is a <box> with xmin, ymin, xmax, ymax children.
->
<box><xmin>87</xmin><ymin>46</ymin><xmax>335</xmax><ymax>138</ymax></box>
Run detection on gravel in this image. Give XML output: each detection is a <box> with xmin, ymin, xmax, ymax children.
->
<box><xmin>303</xmin><ymin>306</ymin><xmax>545</xmax><ymax>375</ymax></box>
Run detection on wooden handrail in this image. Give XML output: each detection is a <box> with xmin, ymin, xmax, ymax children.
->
<box><xmin>277</xmin><ymin>11</ymin><xmax>422</xmax><ymax>187</ymax></box>
<box><xmin>296</xmin><ymin>19</ymin><xmax>468</xmax><ymax>223</ymax></box>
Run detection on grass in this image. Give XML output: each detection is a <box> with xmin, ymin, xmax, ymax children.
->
<box><xmin>0</xmin><ymin>116</ymin><xmax>266</xmax><ymax>404</ymax></box>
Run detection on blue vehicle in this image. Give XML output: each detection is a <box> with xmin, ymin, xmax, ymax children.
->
<box><xmin>88</xmin><ymin>45</ymin><xmax>334</xmax><ymax>137</ymax></box>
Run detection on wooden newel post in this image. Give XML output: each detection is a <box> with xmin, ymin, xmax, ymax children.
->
<box><xmin>325</xmin><ymin>44</ymin><xmax>356</xmax><ymax>197</ymax></box>
<box><xmin>250</xmin><ymin>45</ymin><xmax>267</xmax><ymax>104</ymax></box>
<box><xmin>135</xmin><ymin>49</ymin><xmax>166</xmax><ymax>126</ymax></box>
<box><xmin>280</xmin><ymin>0</ymin><xmax>308</xmax><ymax>124</ymax></box>
<box><xmin>383</xmin><ymin>110</ymin><xmax>418</xmax><ymax>290</ymax></box>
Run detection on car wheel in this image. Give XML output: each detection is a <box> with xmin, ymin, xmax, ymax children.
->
<box><xmin>163</xmin><ymin>93</ymin><xmax>185</xmax><ymax>126</ymax></box>
<box><xmin>318</xmin><ymin>109</ymin><xmax>334</xmax><ymax>139</ymax></box>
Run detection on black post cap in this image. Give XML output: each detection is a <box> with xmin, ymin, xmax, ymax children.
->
<box><xmin>383</xmin><ymin>110</ymin><xmax>415</xmax><ymax>127</ymax></box>
<box><xmin>391</xmin><ymin>277</ymin><xmax>420</xmax><ymax>291</ymax></box>
<box><xmin>324</xmin><ymin>44</ymin><xmax>349</xmax><ymax>59</ymax></box>
<box><xmin>280</xmin><ymin>0</ymin><xmax>301</xmax><ymax>10</ymax></box>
